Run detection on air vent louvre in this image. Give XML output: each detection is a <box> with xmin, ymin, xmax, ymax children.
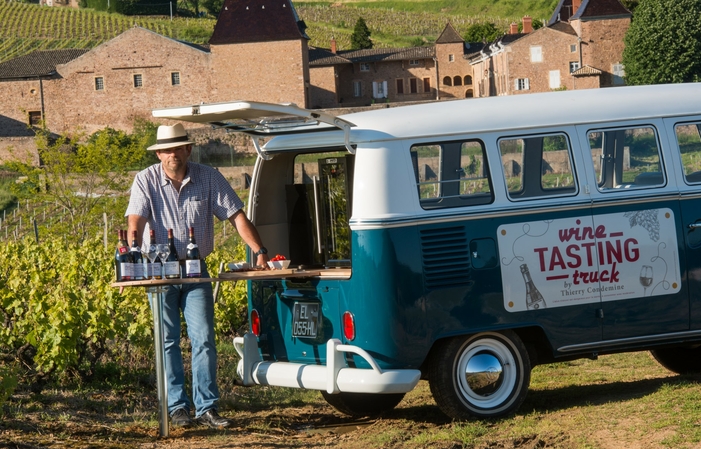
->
<box><xmin>420</xmin><ymin>226</ymin><xmax>471</xmax><ymax>290</ymax></box>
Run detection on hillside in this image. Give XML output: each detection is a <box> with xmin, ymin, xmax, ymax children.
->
<box><xmin>0</xmin><ymin>0</ymin><xmax>558</xmax><ymax>63</ymax></box>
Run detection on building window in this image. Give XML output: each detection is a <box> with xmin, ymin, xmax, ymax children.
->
<box><xmin>95</xmin><ymin>77</ymin><xmax>104</xmax><ymax>91</ymax></box>
<box><xmin>443</xmin><ymin>76</ymin><xmax>452</xmax><ymax>86</ymax></box>
<box><xmin>464</xmin><ymin>75</ymin><xmax>472</xmax><ymax>85</ymax></box>
<box><xmin>133</xmin><ymin>74</ymin><xmax>143</xmax><ymax>88</ymax></box>
<box><xmin>613</xmin><ymin>63</ymin><xmax>625</xmax><ymax>85</ymax></box>
<box><xmin>530</xmin><ymin>46</ymin><xmax>542</xmax><ymax>63</ymax></box>
<box><xmin>466</xmin><ymin>89</ymin><xmax>474</xmax><ymax>98</ymax></box>
<box><xmin>171</xmin><ymin>72</ymin><xmax>180</xmax><ymax>86</ymax></box>
<box><xmin>448</xmin><ymin>54</ymin><xmax>455</xmax><ymax>62</ymax></box>
<box><xmin>570</xmin><ymin>44</ymin><xmax>577</xmax><ymax>53</ymax></box>
<box><xmin>360</xmin><ymin>63</ymin><xmax>370</xmax><ymax>72</ymax></box>
<box><xmin>514</xmin><ymin>78</ymin><xmax>530</xmax><ymax>91</ymax></box>
<box><xmin>569</xmin><ymin>61</ymin><xmax>581</xmax><ymax>73</ymax></box>
<box><xmin>410</xmin><ymin>78</ymin><xmax>418</xmax><ymax>93</ymax></box>
<box><xmin>549</xmin><ymin>70</ymin><xmax>561</xmax><ymax>89</ymax></box>
<box><xmin>353</xmin><ymin>80</ymin><xmax>362</xmax><ymax>97</ymax></box>
<box><xmin>372</xmin><ymin>80</ymin><xmax>387</xmax><ymax>99</ymax></box>
<box><xmin>423</xmin><ymin>77</ymin><xmax>431</xmax><ymax>92</ymax></box>
<box><xmin>28</xmin><ymin>111</ymin><xmax>41</xmax><ymax>126</ymax></box>
<box><xmin>396</xmin><ymin>79</ymin><xmax>404</xmax><ymax>94</ymax></box>
<box><xmin>409</xmin><ymin>59</ymin><xmax>420</xmax><ymax>66</ymax></box>
<box><xmin>453</xmin><ymin>76</ymin><xmax>462</xmax><ymax>86</ymax></box>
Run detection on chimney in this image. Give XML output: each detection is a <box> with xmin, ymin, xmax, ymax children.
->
<box><xmin>510</xmin><ymin>22</ymin><xmax>519</xmax><ymax>34</ymax></box>
<box><xmin>572</xmin><ymin>0</ymin><xmax>581</xmax><ymax>16</ymax></box>
<box><xmin>522</xmin><ymin>16</ymin><xmax>533</xmax><ymax>34</ymax></box>
<box><xmin>331</xmin><ymin>37</ymin><xmax>337</xmax><ymax>54</ymax></box>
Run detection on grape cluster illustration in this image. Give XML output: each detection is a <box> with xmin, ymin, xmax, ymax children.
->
<box><xmin>624</xmin><ymin>210</ymin><xmax>660</xmax><ymax>242</ymax></box>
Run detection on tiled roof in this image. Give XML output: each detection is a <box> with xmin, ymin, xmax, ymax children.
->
<box><xmin>436</xmin><ymin>23</ymin><xmax>464</xmax><ymax>44</ymax></box>
<box><xmin>0</xmin><ymin>49</ymin><xmax>89</xmax><ymax>80</ymax></box>
<box><xmin>548</xmin><ymin>21</ymin><xmax>578</xmax><ymax>35</ymax></box>
<box><xmin>209</xmin><ymin>0</ymin><xmax>308</xmax><ymax>45</ymax></box>
<box><xmin>308</xmin><ymin>47</ymin><xmax>351</xmax><ymax>65</ymax></box>
<box><xmin>549</xmin><ymin>0</ymin><xmax>630</xmax><ymax>25</ymax></box>
<box><xmin>310</xmin><ymin>46</ymin><xmax>435</xmax><ymax>66</ymax></box>
<box><xmin>572</xmin><ymin>64</ymin><xmax>603</xmax><ymax>75</ymax></box>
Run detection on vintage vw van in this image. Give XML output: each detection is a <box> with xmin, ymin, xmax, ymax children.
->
<box><xmin>153</xmin><ymin>83</ymin><xmax>701</xmax><ymax>419</ymax></box>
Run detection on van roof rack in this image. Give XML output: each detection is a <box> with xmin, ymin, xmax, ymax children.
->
<box><xmin>152</xmin><ymin>101</ymin><xmax>356</xmax><ymax>158</ymax></box>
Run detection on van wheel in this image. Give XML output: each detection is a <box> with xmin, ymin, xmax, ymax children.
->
<box><xmin>651</xmin><ymin>347</ymin><xmax>701</xmax><ymax>374</ymax></box>
<box><xmin>320</xmin><ymin>391</ymin><xmax>405</xmax><ymax>417</ymax></box>
<box><xmin>428</xmin><ymin>330</ymin><xmax>531</xmax><ymax>419</ymax></box>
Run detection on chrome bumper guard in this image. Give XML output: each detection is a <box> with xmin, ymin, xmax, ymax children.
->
<box><xmin>233</xmin><ymin>333</ymin><xmax>421</xmax><ymax>394</ymax></box>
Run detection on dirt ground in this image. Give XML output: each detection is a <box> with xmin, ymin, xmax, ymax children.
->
<box><xmin>0</xmin><ymin>381</ymin><xmax>574</xmax><ymax>449</ymax></box>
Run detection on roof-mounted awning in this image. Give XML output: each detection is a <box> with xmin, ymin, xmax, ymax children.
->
<box><xmin>152</xmin><ymin>101</ymin><xmax>356</xmax><ymax>159</ymax></box>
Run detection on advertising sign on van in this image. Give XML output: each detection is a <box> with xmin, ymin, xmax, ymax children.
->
<box><xmin>497</xmin><ymin>209</ymin><xmax>680</xmax><ymax>312</ymax></box>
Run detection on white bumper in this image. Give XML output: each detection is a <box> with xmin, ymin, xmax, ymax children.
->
<box><xmin>233</xmin><ymin>333</ymin><xmax>421</xmax><ymax>394</ymax></box>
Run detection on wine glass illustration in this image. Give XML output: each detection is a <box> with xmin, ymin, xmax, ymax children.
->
<box><xmin>147</xmin><ymin>242</ymin><xmax>159</xmax><ymax>279</ymax></box>
<box><xmin>640</xmin><ymin>265</ymin><xmax>653</xmax><ymax>296</ymax></box>
<box><xmin>157</xmin><ymin>244</ymin><xmax>170</xmax><ymax>279</ymax></box>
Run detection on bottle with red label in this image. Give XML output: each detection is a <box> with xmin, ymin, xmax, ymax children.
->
<box><xmin>185</xmin><ymin>226</ymin><xmax>201</xmax><ymax>278</ymax></box>
<box><xmin>115</xmin><ymin>230</ymin><xmax>133</xmax><ymax>281</ymax></box>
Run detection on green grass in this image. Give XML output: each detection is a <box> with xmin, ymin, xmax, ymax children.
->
<box><xmin>0</xmin><ymin>0</ymin><xmax>558</xmax><ymax>62</ymax></box>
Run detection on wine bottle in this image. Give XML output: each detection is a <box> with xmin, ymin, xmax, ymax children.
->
<box><xmin>164</xmin><ymin>228</ymin><xmax>180</xmax><ymax>279</ymax></box>
<box><xmin>148</xmin><ymin>229</ymin><xmax>161</xmax><ymax>280</ymax></box>
<box><xmin>115</xmin><ymin>230</ymin><xmax>132</xmax><ymax>281</ymax></box>
<box><xmin>185</xmin><ymin>226</ymin><xmax>201</xmax><ymax>278</ymax></box>
<box><xmin>130</xmin><ymin>230</ymin><xmax>144</xmax><ymax>280</ymax></box>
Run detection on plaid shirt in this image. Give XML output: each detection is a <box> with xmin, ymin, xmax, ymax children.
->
<box><xmin>125</xmin><ymin>161</ymin><xmax>244</xmax><ymax>258</ymax></box>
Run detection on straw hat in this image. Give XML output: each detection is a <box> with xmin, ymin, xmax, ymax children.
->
<box><xmin>147</xmin><ymin>124</ymin><xmax>194</xmax><ymax>151</ymax></box>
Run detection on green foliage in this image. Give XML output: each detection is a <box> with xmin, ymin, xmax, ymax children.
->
<box><xmin>350</xmin><ymin>17</ymin><xmax>372</xmax><ymax>50</ymax></box>
<box><xmin>201</xmin><ymin>0</ymin><xmax>223</xmax><ymax>17</ymax></box>
<box><xmin>463</xmin><ymin>22</ymin><xmax>501</xmax><ymax>43</ymax></box>
<box><xmin>622</xmin><ymin>0</ymin><xmax>701</xmax><ymax>85</ymax></box>
<box><xmin>0</xmin><ymin>364</ymin><xmax>18</xmax><ymax>408</ymax></box>
<box><xmin>620</xmin><ymin>0</ymin><xmax>639</xmax><ymax>13</ymax></box>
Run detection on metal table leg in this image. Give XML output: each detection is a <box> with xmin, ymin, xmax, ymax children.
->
<box><xmin>147</xmin><ymin>285</ymin><xmax>169</xmax><ymax>438</ymax></box>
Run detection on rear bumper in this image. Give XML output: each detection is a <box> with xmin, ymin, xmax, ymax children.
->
<box><xmin>233</xmin><ymin>333</ymin><xmax>421</xmax><ymax>394</ymax></box>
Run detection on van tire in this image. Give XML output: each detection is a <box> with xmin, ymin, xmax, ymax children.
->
<box><xmin>320</xmin><ymin>391</ymin><xmax>405</xmax><ymax>417</ymax></box>
<box><xmin>650</xmin><ymin>347</ymin><xmax>701</xmax><ymax>374</ymax></box>
<box><xmin>428</xmin><ymin>330</ymin><xmax>531</xmax><ymax>419</ymax></box>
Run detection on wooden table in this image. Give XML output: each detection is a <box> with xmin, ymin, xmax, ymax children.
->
<box><xmin>112</xmin><ymin>268</ymin><xmax>346</xmax><ymax>437</ymax></box>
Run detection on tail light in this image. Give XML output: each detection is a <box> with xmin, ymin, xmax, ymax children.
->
<box><xmin>250</xmin><ymin>309</ymin><xmax>261</xmax><ymax>336</ymax></box>
<box><xmin>342</xmin><ymin>311</ymin><xmax>355</xmax><ymax>341</ymax></box>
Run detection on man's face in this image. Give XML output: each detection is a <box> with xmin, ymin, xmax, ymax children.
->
<box><xmin>156</xmin><ymin>145</ymin><xmax>191</xmax><ymax>174</ymax></box>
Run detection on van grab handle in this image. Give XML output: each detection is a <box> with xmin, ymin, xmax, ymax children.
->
<box><xmin>313</xmin><ymin>176</ymin><xmax>323</xmax><ymax>254</ymax></box>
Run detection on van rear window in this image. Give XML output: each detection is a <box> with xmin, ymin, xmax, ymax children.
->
<box><xmin>410</xmin><ymin>140</ymin><xmax>493</xmax><ymax>209</ymax></box>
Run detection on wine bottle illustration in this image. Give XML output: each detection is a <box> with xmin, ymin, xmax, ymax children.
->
<box><xmin>520</xmin><ymin>264</ymin><xmax>546</xmax><ymax>310</ymax></box>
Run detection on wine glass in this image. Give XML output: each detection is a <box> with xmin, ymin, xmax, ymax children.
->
<box><xmin>640</xmin><ymin>265</ymin><xmax>653</xmax><ymax>296</ymax></box>
<box><xmin>157</xmin><ymin>244</ymin><xmax>170</xmax><ymax>279</ymax></box>
<box><xmin>147</xmin><ymin>242</ymin><xmax>159</xmax><ymax>279</ymax></box>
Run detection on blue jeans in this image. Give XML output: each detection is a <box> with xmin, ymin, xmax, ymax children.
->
<box><xmin>151</xmin><ymin>265</ymin><xmax>219</xmax><ymax>417</ymax></box>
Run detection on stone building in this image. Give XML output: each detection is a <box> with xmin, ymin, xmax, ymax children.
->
<box><xmin>0</xmin><ymin>0</ymin><xmax>632</xmax><ymax>164</ymax></box>
<box><xmin>471</xmin><ymin>0</ymin><xmax>630</xmax><ymax>97</ymax></box>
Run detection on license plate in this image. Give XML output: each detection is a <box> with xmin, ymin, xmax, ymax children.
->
<box><xmin>292</xmin><ymin>302</ymin><xmax>319</xmax><ymax>338</ymax></box>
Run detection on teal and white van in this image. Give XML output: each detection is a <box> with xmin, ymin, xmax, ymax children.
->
<box><xmin>153</xmin><ymin>83</ymin><xmax>701</xmax><ymax>419</ymax></box>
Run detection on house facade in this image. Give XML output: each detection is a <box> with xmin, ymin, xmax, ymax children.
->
<box><xmin>471</xmin><ymin>0</ymin><xmax>630</xmax><ymax>97</ymax></box>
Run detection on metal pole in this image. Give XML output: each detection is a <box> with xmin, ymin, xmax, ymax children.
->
<box><xmin>33</xmin><ymin>219</ymin><xmax>39</xmax><ymax>243</ymax></box>
<box><xmin>148</xmin><ymin>285</ymin><xmax>169</xmax><ymax>438</ymax></box>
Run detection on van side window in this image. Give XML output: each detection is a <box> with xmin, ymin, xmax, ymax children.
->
<box><xmin>588</xmin><ymin>126</ymin><xmax>663</xmax><ymax>190</ymax></box>
<box><xmin>410</xmin><ymin>140</ymin><xmax>493</xmax><ymax>209</ymax></box>
<box><xmin>499</xmin><ymin>133</ymin><xmax>577</xmax><ymax>200</ymax></box>
<box><xmin>674</xmin><ymin>122</ymin><xmax>701</xmax><ymax>183</ymax></box>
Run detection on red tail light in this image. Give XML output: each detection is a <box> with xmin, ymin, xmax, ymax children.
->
<box><xmin>342</xmin><ymin>311</ymin><xmax>355</xmax><ymax>341</ymax></box>
<box><xmin>251</xmin><ymin>309</ymin><xmax>261</xmax><ymax>336</ymax></box>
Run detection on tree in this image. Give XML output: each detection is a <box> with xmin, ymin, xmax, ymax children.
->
<box><xmin>463</xmin><ymin>22</ymin><xmax>501</xmax><ymax>43</ymax></box>
<box><xmin>621</xmin><ymin>0</ymin><xmax>640</xmax><ymax>13</ymax></box>
<box><xmin>201</xmin><ymin>0</ymin><xmax>224</xmax><ymax>17</ymax></box>
<box><xmin>350</xmin><ymin>17</ymin><xmax>373</xmax><ymax>50</ymax></box>
<box><xmin>622</xmin><ymin>0</ymin><xmax>701</xmax><ymax>85</ymax></box>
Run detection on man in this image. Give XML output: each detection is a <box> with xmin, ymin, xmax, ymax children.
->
<box><xmin>125</xmin><ymin>123</ymin><xmax>269</xmax><ymax>428</ymax></box>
